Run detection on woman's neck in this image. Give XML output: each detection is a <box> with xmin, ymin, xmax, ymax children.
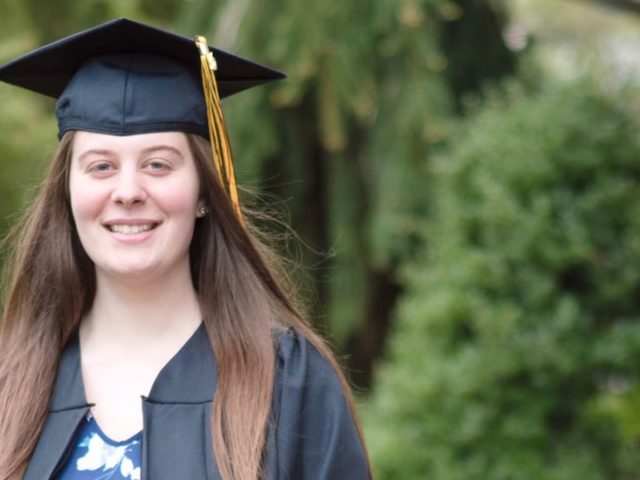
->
<box><xmin>81</xmin><ymin>266</ymin><xmax>202</xmax><ymax>350</ymax></box>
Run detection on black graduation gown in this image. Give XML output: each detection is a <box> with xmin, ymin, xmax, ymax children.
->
<box><xmin>24</xmin><ymin>324</ymin><xmax>370</xmax><ymax>479</ymax></box>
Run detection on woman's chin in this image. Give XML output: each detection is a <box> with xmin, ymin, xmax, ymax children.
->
<box><xmin>97</xmin><ymin>262</ymin><xmax>164</xmax><ymax>283</ymax></box>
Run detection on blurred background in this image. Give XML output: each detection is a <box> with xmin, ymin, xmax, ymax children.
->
<box><xmin>2</xmin><ymin>0</ymin><xmax>640</xmax><ymax>478</ymax></box>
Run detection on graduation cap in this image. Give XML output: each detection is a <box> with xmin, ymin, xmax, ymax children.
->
<box><xmin>0</xmin><ymin>18</ymin><xmax>285</xmax><ymax>219</ymax></box>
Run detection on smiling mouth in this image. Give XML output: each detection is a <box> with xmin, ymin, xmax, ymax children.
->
<box><xmin>107</xmin><ymin>224</ymin><xmax>158</xmax><ymax>235</ymax></box>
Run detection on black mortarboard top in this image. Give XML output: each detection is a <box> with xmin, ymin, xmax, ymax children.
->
<box><xmin>0</xmin><ymin>18</ymin><xmax>285</xmax><ymax>139</ymax></box>
<box><xmin>0</xmin><ymin>18</ymin><xmax>285</xmax><ymax>219</ymax></box>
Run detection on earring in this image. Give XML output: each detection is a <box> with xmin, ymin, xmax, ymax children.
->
<box><xmin>197</xmin><ymin>206</ymin><xmax>209</xmax><ymax>218</ymax></box>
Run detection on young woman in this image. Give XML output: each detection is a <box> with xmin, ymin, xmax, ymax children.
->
<box><xmin>0</xmin><ymin>19</ymin><xmax>370</xmax><ymax>480</ymax></box>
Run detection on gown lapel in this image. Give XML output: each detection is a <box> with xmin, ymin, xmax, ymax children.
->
<box><xmin>141</xmin><ymin>323</ymin><xmax>220</xmax><ymax>480</ymax></box>
<box><xmin>24</xmin><ymin>332</ymin><xmax>92</xmax><ymax>480</ymax></box>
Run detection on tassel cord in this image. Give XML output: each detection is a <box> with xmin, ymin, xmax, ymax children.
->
<box><xmin>196</xmin><ymin>36</ymin><xmax>243</xmax><ymax>221</ymax></box>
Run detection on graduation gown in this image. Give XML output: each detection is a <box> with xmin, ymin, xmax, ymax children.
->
<box><xmin>24</xmin><ymin>324</ymin><xmax>370</xmax><ymax>479</ymax></box>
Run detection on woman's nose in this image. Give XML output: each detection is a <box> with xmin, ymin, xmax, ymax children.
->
<box><xmin>110</xmin><ymin>169</ymin><xmax>148</xmax><ymax>207</ymax></box>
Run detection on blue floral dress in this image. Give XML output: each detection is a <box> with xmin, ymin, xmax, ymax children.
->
<box><xmin>56</xmin><ymin>413</ymin><xmax>142</xmax><ymax>480</ymax></box>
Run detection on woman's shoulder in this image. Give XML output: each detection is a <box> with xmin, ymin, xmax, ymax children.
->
<box><xmin>271</xmin><ymin>325</ymin><xmax>354</xmax><ymax>422</ymax></box>
<box><xmin>268</xmin><ymin>327</ymin><xmax>371</xmax><ymax>479</ymax></box>
<box><xmin>273</xmin><ymin>327</ymin><xmax>343</xmax><ymax>389</ymax></box>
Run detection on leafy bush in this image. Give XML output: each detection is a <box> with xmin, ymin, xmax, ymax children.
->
<box><xmin>0</xmin><ymin>87</ymin><xmax>56</xmax><ymax>237</ymax></box>
<box><xmin>365</xmin><ymin>82</ymin><xmax>640</xmax><ymax>479</ymax></box>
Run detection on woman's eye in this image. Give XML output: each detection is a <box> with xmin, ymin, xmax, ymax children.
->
<box><xmin>88</xmin><ymin>162</ymin><xmax>113</xmax><ymax>174</ymax></box>
<box><xmin>145</xmin><ymin>160</ymin><xmax>171</xmax><ymax>172</ymax></box>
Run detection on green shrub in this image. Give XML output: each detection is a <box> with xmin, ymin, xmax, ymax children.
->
<box><xmin>365</xmin><ymin>82</ymin><xmax>640</xmax><ymax>479</ymax></box>
<box><xmin>0</xmin><ymin>87</ymin><xmax>56</xmax><ymax>236</ymax></box>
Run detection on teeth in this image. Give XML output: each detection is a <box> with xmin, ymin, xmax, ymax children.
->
<box><xmin>110</xmin><ymin>224</ymin><xmax>154</xmax><ymax>235</ymax></box>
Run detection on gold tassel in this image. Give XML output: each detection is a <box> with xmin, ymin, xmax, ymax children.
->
<box><xmin>195</xmin><ymin>35</ymin><xmax>243</xmax><ymax>221</ymax></box>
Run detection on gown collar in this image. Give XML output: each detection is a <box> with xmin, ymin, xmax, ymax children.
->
<box><xmin>50</xmin><ymin>322</ymin><xmax>216</xmax><ymax>411</ymax></box>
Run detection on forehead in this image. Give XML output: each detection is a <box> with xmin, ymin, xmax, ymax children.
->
<box><xmin>71</xmin><ymin>131</ymin><xmax>191</xmax><ymax>157</ymax></box>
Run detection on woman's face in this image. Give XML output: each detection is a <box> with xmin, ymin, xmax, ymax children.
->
<box><xmin>69</xmin><ymin>131</ymin><xmax>203</xmax><ymax>282</ymax></box>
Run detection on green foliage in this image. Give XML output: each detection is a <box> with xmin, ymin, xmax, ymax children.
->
<box><xmin>365</xmin><ymin>82</ymin><xmax>640</xmax><ymax>479</ymax></box>
<box><xmin>222</xmin><ymin>0</ymin><xmax>454</xmax><ymax>340</ymax></box>
<box><xmin>0</xmin><ymin>87</ymin><xmax>56</xmax><ymax>237</ymax></box>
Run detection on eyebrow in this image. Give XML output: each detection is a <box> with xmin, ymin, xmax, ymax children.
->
<box><xmin>76</xmin><ymin>145</ymin><xmax>185</xmax><ymax>163</ymax></box>
<box><xmin>140</xmin><ymin>145</ymin><xmax>184</xmax><ymax>159</ymax></box>
<box><xmin>77</xmin><ymin>149</ymin><xmax>114</xmax><ymax>163</ymax></box>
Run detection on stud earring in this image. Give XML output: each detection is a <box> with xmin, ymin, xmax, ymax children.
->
<box><xmin>197</xmin><ymin>206</ymin><xmax>209</xmax><ymax>218</ymax></box>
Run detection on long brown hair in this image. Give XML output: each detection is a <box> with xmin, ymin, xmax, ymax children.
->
<box><xmin>0</xmin><ymin>132</ymin><xmax>370</xmax><ymax>479</ymax></box>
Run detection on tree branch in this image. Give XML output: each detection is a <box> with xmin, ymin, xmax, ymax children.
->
<box><xmin>578</xmin><ymin>0</ymin><xmax>640</xmax><ymax>16</ymax></box>
<box><xmin>213</xmin><ymin>0</ymin><xmax>251</xmax><ymax>50</ymax></box>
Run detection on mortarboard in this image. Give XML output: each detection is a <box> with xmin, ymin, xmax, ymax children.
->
<box><xmin>0</xmin><ymin>18</ymin><xmax>285</xmax><ymax>219</ymax></box>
